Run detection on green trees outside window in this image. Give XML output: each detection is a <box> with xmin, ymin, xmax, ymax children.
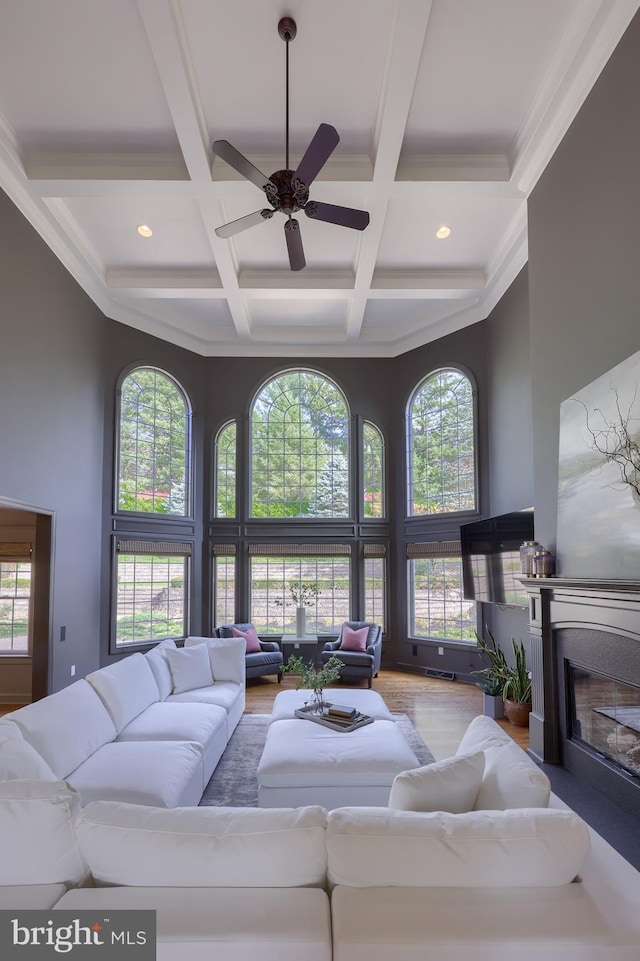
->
<box><xmin>250</xmin><ymin>370</ymin><xmax>349</xmax><ymax>518</ymax></box>
<box><xmin>117</xmin><ymin>367</ymin><xmax>191</xmax><ymax>515</ymax></box>
<box><xmin>215</xmin><ymin>421</ymin><xmax>237</xmax><ymax>518</ymax></box>
<box><xmin>408</xmin><ymin>368</ymin><xmax>476</xmax><ymax>516</ymax></box>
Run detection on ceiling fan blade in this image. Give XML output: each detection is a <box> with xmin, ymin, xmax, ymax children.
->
<box><xmin>305</xmin><ymin>201</ymin><xmax>369</xmax><ymax>231</ymax></box>
<box><xmin>293</xmin><ymin>123</ymin><xmax>340</xmax><ymax>187</ymax></box>
<box><xmin>215</xmin><ymin>209</ymin><xmax>274</xmax><ymax>239</ymax></box>
<box><xmin>212</xmin><ymin>140</ymin><xmax>273</xmax><ymax>191</ymax></box>
<box><xmin>284</xmin><ymin>219</ymin><xmax>306</xmax><ymax>271</ymax></box>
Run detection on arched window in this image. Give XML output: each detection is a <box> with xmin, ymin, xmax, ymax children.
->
<box><xmin>250</xmin><ymin>369</ymin><xmax>350</xmax><ymax>518</ymax></box>
<box><xmin>407</xmin><ymin>368</ymin><xmax>476</xmax><ymax>516</ymax></box>
<box><xmin>362</xmin><ymin>421</ymin><xmax>385</xmax><ymax>518</ymax></box>
<box><xmin>117</xmin><ymin>366</ymin><xmax>191</xmax><ymax>516</ymax></box>
<box><xmin>214</xmin><ymin>420</ymin><xmax>237</xmax><ymax>518</ymax></box>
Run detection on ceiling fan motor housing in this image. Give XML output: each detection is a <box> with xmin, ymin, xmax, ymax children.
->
<box><xmin>265</xmin><ymin>170</ymin><xmax>309</xmax><ymax>215</ymax></box>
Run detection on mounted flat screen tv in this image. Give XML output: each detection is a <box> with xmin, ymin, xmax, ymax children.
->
<box><xmin>461</xmin><ymin>509</ymin><xmax>534</xmax><ymax>607</ymax></box>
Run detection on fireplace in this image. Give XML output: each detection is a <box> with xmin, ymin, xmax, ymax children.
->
<box><xmin>522</xmin><ymin>578</ymin><xmax>640</xmax><ymax>819</ymax></box>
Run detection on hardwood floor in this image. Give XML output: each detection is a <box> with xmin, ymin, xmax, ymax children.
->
<box><xmin>245</xmin><ymin>667</ymin><xmax>529</xmax><ymax>759</ymax></box>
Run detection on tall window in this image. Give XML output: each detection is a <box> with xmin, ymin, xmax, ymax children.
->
<box><xmin>213</xmin><ymin>545</ymin><xmax>236</xmax><ymax>626</ymax></box>
<box><xmin>363</xmin><ymin>545</ymin><xmax>386</xmax><ymax>629</ymax></box>
<box><xmin>408</xmin><ymin>542</ymin><xmax>476</xmax><ymax>642</ymax></box>
<box><xmin>363</xmin><ymin>421</ymin><xmax>385</xmax><ymax>518</ymax></box>
<box><xmin>250</xmin><ymin>370</ymin><xmax>349</xmax><ymax>518</ymax></box>
<box><xmin>114</xmin><ymin>540</ymin><xmax>191</xmax><ymax>648</ymax></box>
<box><xmin>0</xmin><ymin>546</ymin><xmax>31</xmax><ymax>654</ymax></box>
<box><xmin>117</xmin><ymin>367</ymin><xmax>191</xmax><ymax>515</ymax></box>
<box><xmin>215</xmin><ymin>421</ymin><xmax>237</xmax><ymax>518</ymax></box>
<box><xmin>248</xmin><ymin>546</ymin><xmax>351</xmax><ymax>635</ymax></box>
<box><xmin>407</xmin><ymin>369</ymin><xmax>476</xmax><ymax>516</ymax></box>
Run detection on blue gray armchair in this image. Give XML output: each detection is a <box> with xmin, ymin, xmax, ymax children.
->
<box><xmin>321</xmin><ymin>621</ymin><xmax>383</xmax><ymax>688</ymax></box>
<box><xmin>215</xmin><ymin>622</ymin><xmax>284</xmax><ymax>683</ymax></box>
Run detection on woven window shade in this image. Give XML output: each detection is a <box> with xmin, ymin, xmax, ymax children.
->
<box><xmin>117</xmin><ymin>540</ymin><xmax>192</xmax><ymax>556</ymax></box>
<box><xmin>406</xmin><ymin>540</ymin><xmax>461</xmax><ymax>559</ymax></box>
<box><xmin>248</xmin><ymin>543</ymin><xmax>351</xmax><ymax>557</ymax></box>
<box><xmin>212</xmin><ymin>544</ymin><xmax>237</xmax><ymax>557</ymax></box>
<box><xmin>0</xmin><ymin>542</ymin><xmax>32</xmax><ymax>561</ymax></box>
<box><xmin>362</xmin><ymin>544</ymin><xmax>387</xmax><ymax>558</ymax></box>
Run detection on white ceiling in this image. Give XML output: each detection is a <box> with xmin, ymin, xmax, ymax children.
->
<box><xmin>0</xmin><ymin>0</ymin><xmax>637</xmax><ymax>357</ymax></box>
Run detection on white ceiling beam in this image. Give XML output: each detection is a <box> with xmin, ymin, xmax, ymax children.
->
<box><xmin>136</xmin><ymin>0</ymin><xmax>211</xmax><ymax>184</ymax></box>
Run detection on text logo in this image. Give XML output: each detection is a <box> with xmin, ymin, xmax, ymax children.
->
<box><xmin>0</xmin><ymin>910</ymin><xmax>156</xmax><ymax>959</ymax></box>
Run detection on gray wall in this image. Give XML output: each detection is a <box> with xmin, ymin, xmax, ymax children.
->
<box><xmin>484</xmin><ymin>265</ymin><xmax>533</xmax><ymax>651</ymax></box>
<box><xmin>528</xmin><ymin>10</ymin><xmax>640</xmax><ymax>562</ymax></box>
<box><xmin>0</xmin><ymin>188</ymin><xmax>107</xmax><ymax>691</ymax></box>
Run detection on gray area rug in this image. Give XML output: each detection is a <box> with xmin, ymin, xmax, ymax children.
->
<box><xmin>200</xmin><ymin>713</ymin><xmax>434</xmax><ymax>807</ymax></box>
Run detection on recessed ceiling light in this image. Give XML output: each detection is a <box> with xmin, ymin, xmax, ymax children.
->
<box><xmin>137</xmin><ymin>224</ymin><xmax>153</xmax><ymax>238</ymax></box>
<box><xmin>436</xmin><ymin>225</ymin><xmax>451</xmax><ymax>239</ymax></box>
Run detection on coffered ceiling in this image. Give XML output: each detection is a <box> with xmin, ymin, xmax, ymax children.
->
<box><xmin>0</xmin><ymin>0</ymin><xmax>637</xmax><ymax>356</ymax></box>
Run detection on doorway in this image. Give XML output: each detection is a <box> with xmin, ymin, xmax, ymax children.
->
<box><xmin>0</xmin><ymin>500</ymin><xmax>52</xmax><ymax>705</ymax></box>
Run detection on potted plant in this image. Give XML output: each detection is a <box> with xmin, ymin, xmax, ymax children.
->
<box><xmin>283</xmin><ymin>653</ymin><xmax>342</xmax><ymax>712</ymax></box>
<box><xmin>502</xmin><ymin>638</ymin><xmax>532</xmax><ymax>727</ymax></box>
<box><xmin>472</xmin><ymin>627</ymin><xmax>509</xmax><ymax>718</ymax></box>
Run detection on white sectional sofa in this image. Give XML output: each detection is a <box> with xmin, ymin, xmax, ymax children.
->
<box><xmin>0</xmin><ymin>636</ymin><xmax>245</xmax><ymax>806</ymax></box>
<box><xmin>1</xmin><ymin>715</ymin><xmax>639</xmax><ymax>959</ymax></box>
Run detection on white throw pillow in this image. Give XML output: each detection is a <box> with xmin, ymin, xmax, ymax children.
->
<box><xmin>0</xmin><ymin>734</ymin><xmax>57</xmax><ymax>781</ymax></box>
<box><xmin>166</xmin><ymin>643</ymin><xmax>214</xmax><ymax>694</ymax></box>
<box><xmin>388</xmin><ymin>751</ymin><xmax>485</xmax><ymax>813</ymax></box>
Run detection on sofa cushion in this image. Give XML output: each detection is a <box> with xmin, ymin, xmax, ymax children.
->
<box><xmin>0</xmin><ymin>883</ymin><xmax>69</xmax><ymax>910</ymax></box>
<box><xmin>77</xmin><ymin>802</ymin><xmax>328</xmax><ymax>887</ymax></box>
<box><xmin>326</xmin><ymin>807</ymin><xmax>590</xmax><ymax>888</ymax></box>
<box><xmin>166</xmin><ymin>643</ymin><xmax>214</xmax><ymax>693</ymax></box>
<box><xmin>66</xmin><ymin>740</ymin><xmax>204</xmax><ymax>808</ymax></box>
<box><xmin>388</xmin><ymin>752</ymin><xmax>485</xmax><ymax>813</ymax></box>
<box><xmin>231</xmin><ymin>624</ymin><xmax>261</xmax><ymax>653</ymax></box>
<box><xmin>55</xmin><ymin>887</ymin><xmax>332</xmax><ymax>961</ymax></box>
<box><xmin>340</xmin><ymin>625</ymin><xmax>369</xmax><ymax>652</ymax></box>
<box><xmin>474</xmin><ymin>742</ymin><xmax>550</xmax><ymax>810</ymax></box>
<box><xmin>186</xmin><ymin>636</ymin><xmax>246</xmax><ymax>686</ymax></box>
<box><xmin>456</xmin><ymin>714</ymin><xmax>551</xmax><ymax>810</ymax></box>
<box><xmin>86</xmin><ymin>653</ymin><xmax>160</xmax><ymax>733</ymax></box>
<box><xmin>167</xmin><ymin>681</ymin><xmax>241</xmax><ymax>714</ymax></box>
<box><xmin>0</xmin><ymin>733</ymin><xmax>56</xmax><ymax>781</ymax></box>
<box><xmin>0</xmin><ymin>780</ymin><xmax>86</xmax><ymax>886</ymax></box>
<box><xmin>144</xmin><ymin>646</ymin><xmax>174</xmax><ymax>701</ymax></box>
<box><xmin>7</xmin><ymin>680</ymin><xmax>116</xmax><ymax>779</ymax></box>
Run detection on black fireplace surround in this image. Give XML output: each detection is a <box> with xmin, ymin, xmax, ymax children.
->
<box><xmin>522</xmin><ymin>578</ymin><xmax>640</xmax><ymax>819</ymax></box>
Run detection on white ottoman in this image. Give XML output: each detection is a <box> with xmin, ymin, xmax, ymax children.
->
<box><xmin>257</xmin><ymin>718</ymin><xmax>421</xmax><ymax>809</ymax></box>
<box><xmin>270</xmin><ymin>688</ymin><xmax>395</xmax><ymax>723</ymax></box>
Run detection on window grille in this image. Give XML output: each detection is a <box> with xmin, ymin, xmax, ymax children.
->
<box><xmin>363</xmin><ymin>421</ymin><xmax>385</xmax><ymax>518</ymax></box>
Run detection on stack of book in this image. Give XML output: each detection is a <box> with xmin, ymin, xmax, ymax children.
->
<box><xmin>321</xmin><ymin>704</ymin><xmax>369</xmax><ymax>728</ymax></box>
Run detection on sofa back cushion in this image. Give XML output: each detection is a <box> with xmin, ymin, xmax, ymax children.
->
<box><xmin>78</xmin><ymin>801</ymin><xmax>327</xmax><ymax>887</ymax></box>
<box><xmin>388</xmin><ymin>752</ymin><xmax>485</xmax><ymax>813</ymax></box>
<box><xmin>86</xmin><ymin>653</ymin><xmax>160</xmax><ymax>733</ymax></box>
<box><xmin>144</xmin><ymin>646</ymin><xmax>175</xmax><ymax>701</ymax></box>
<box><xmin>326</xmin><ymin>807</ymin><xmax>590</xmax><ymax>888</ymax></box>
<box><xmin>7</xmin><ymin>680</ymin><xmax>116</xmax><ymax>778</ymax></box>
<box><xmin>456</xmin><ymin>714</ymin><xmax>550</xmax><ymax>810</ymax></box>
<box><xmin>0</xmin><ymin>780</ymin><xmax>87</xmax><ymax>886</ymax></box>
<box><xmin>0</xmin><ymin>734</ymin><xmax>56</xmax><ymax>781</ymax></box>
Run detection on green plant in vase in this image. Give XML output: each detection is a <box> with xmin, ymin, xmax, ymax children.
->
<box><xmin>502</xmin><ymin>638</ymin><xmax>532</xmax><ymax>727</ymax></box>
<box><xmin>283</xmin><ymin>653</ymin><xmax>342</xmax><ymax>712</ymax></box>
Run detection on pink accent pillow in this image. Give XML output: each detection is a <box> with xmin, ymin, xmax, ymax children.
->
<box><xmin>231</xmin><ymin>625</ymin><xmax>262</xmax><ymax>654</ymax></box>
<box><xmin>339</xmin><ymin>625</ymin><xmax>369</xmax><ymax>652</ymax></box>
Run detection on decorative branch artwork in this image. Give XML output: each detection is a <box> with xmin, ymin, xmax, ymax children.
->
<box><xmin>557</xmin><ymin>349</ymin><xmax>640</xmax><ymax>579</ymax></box>
<box><xmin>574</xmin><ymin>385</ymin><xmax>640</xmax><ymax>503</ymax></box>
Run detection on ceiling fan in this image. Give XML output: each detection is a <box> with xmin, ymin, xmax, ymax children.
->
<box><xmin>212</xmin><ymin>16</ymin><xmax>370</xmax><ymax>271</ymax></box>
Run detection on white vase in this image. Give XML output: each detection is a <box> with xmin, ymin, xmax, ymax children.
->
<box><xmin>296</xmin><ymin>606</ymin><xmax>306</xmax><ymax>637</ymax></box>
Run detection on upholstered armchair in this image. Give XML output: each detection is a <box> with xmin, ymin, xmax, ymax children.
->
<box><xmin>321</xmin><ymin>621</ymin><xmax>382</xmax><ymax>688</ymax></box>
<box><xmin>215</xmin><ymin>622</ymin><xmax>284</xmax><ymax>683</ymax></box>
